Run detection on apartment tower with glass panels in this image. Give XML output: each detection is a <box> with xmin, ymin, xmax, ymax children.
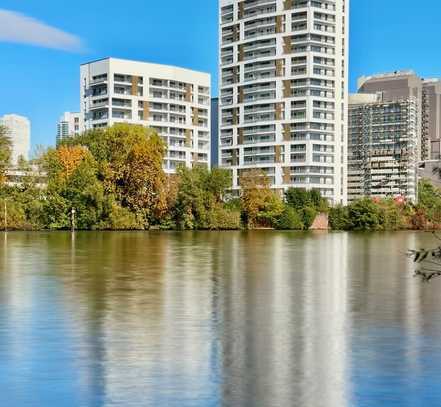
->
<box><xmin>219</xmin><ymin>0</ymin><xmax>349</xmax><ymax>204</ymax></box>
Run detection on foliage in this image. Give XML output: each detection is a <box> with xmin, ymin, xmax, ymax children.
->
<box><xmin>417</xmin><ymin>180</ymin><xmax>441</xmax><ymax>225</ymax></box>
<box><xmin>208</xmin><ymin>206</ymin><xmax>241</xmax><ymax>230</ymax></box>
<box><xmin>63</xmin><ymin>124</ymin><xmax>168</xmax><ymax>226</ymax></box>
<box><xmin>240</xmin><ymin>169</ymin><xmax>284</xmax><ymax>228</ymax></box>
<box><xmin>173</xmin><ymin>165</ymin><xmax>234</xmax><ymax>229</ymax></box>
<box><xmin>275</xmin><ymin>205</ymin><xmax>304</xmax><ymax>230</ymax></box>
<box><xmin>285</xmin><ymin>188</ymin><xmax>328</xmax><ymax>213</ymax></box>
<box><xmin>377</xmin><ymin>198</ymin><xmax>406</xmax><ymax>231</ymax></box>
<box><xmin>347</xmin><ymin>198</ymin><xmax>382</xmax><ymax>231</ymax></box>
<box><xmin>329</xmin><ymin>205</ymin><xmax>351</xmax><ymax>230</ymax></box>
<box><xmin>300</xmin><ymin>206</ymin><xmax>318</xmax><ymax>230</ymax></box>
<box><xmin>107</xmin><ymin>203</ymin><xmax>144</xmax><ymax>230</ymax></box>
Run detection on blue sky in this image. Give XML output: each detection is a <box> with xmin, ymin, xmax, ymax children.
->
<box><xmin>0</xmin><ymin>0</ymin><xmax>441</xmax><ymax>149</ymax></box>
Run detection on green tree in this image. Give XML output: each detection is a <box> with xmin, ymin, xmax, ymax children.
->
<box><xmin>173</xmin><ymin>166</ymin><xmax>234</xmax><ymax>229</ymax></box>
<box><xmin>240</xmin><ymin>169</ymin><xmax>284</xmax><ymax>228</ymax></box>
<box><xmin>42</xmin><ymin>146</ymin><xmax>104</xmax><ymax>229</ymax></box>
<box><xmin>285</xmin><ymin>188</ymin><xmax>328</xmax><ymax>212</ymax></box>
<box><xmin>347</xmin><ymin>198</ymin><xmax>382</xmax><ymax>231</ymax></box>
<box><xmin>63</xmin><ymin>124</ymin><xmax>168</xmax><ymax>227</ymax></box>
<box><xmin>329</xmin><ymin>205</ymin><xmax>350</xmax><ymax>230</ymax></box>
<box><xmin>275</xmin><ymin>205</ymin><xmax>304</xmax><ymax>230</ymax></box>
<box><xmin>418</xmin><ymin>179</ymin><xmax>441</xmax><ymax>224</ymax></box>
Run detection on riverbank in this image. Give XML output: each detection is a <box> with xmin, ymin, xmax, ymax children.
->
<box><xmin>2</xmin><ymin>125</ymin><xmax>441</xmax><ymax>233</ymax></box>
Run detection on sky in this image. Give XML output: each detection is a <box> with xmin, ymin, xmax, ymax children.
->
<box><xmin>1</xmin><ymin>0</ymin><xmax>441</xmax><ymax>150</ymax></box>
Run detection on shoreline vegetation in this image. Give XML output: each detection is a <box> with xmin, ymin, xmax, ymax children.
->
<box><xmin>1</xmin><ymin>124</ymin><xmax>441</xmax><ymax>232</ymax></box>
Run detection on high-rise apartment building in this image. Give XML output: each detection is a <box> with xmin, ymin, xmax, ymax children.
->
<box><xmin>57</xmin><ymin>112</ymin><xmax>83</xmax><ymax>144</ymax></box>
<box><xmin>358</xmin><ymin>71</ymin><xmax>441</xmax><ymax>161</ymax></box>
<box><xmin>348</xmin><ymin>94</ymin><xmax>419</xmax><ymax>202</ymax></box>
<box><xmin>0</xmin><ymin>114</ymin><xmax>31</xmax><ymax>165</ymax></box>
<box><xmin>219</xmin><ymin>0</ymin><xmax>350</xmax><ymax>204</ymax></box>
<box><xmin>80</xmin><ymin>58</ymin><xmax>211</xmax><ymax>172</ymax></box>
<box><xmin>211</xmin><ymin>97</ymin><xmax>219</xmax><ymax>167</ymax></box>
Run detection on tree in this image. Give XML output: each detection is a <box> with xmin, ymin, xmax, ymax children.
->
<box><xmin>63</xmin><ymin>124</ymin><xmax>168</xmax><ymax>227</ymax></box>
<box><xmin>240</xmin><ymin>169</ymin><xmax>284</xmax><ymax>228</ymax></box>
<box><xmin>347</xmin><ymin>198</ymin><xmax>382</xmax><ymax>231</ymax></box>
<box><xmin>275</xmin><ymin>205</ymin><xmax>304</xmax><ymax>230</ymax></box>
<box><xmin>173</xmin><ymin>166</ymin><xmax>234</xmax><ymax>229</ymax></box>
<box><xmin>0</xmin><ymin>125</ymin><xmax>11</xmax><ymax>185</ymax></box>
<box><xmin>329</xmin><ymin>205</ymin><xmax>350</xmax><ymax>230</ymax></box>
<box><xmin>42</xmin><ymin>146</ymin><xmax>104</xmax><ymax>229</ymax></box>
<box><xmin>285</xmin><ymin>187</ymin><xmax>328</xmax><ymax>212</ymax></box>
<box><xmin>418</xmin><ymin>179</ymin><xmax>441</xmax><ymax>225</ymax></box>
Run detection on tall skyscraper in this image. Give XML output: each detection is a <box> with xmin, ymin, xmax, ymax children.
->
<box><xmin>57</xmin><ymin>112</ymin><xmax>83</xmax><ymax>144</ymax></box>
<box><xmin>0</xmin><ymin>114</ymin><xmax>31</xmax><ymax>165</ymax></box>
<box><xmin>219</xmin><ymin>0</ymin><xmax>349</xmax><ymax>204</ymax></box>
<box><xmin>80</xmin><ymin>58</ymin><xmax>211</xmax><ymax>173</ymax></box>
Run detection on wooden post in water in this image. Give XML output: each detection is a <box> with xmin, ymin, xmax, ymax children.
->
<box><xmin>3</xmin><ymin>200</ymin><xmax>7</xmax><ymax>232</ymax></box>
<box><xmin>71</xmin><ymin>207</ymin><xmax>76</xmax><ymax>233</ymax></box>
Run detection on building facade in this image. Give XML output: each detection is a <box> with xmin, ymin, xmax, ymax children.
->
<box><xmin>80</xmin><ymin>58</ymin><xmax>211</xmax><ymax>173</ymax></box>
<box><xmin>358</xmin><ymin>71</ymin><xmax>441</xmax><ymax>161</ymax></box>
<box><xmin>211</xmin><ymin>98</ymin><xmax>219</xmax><ymax>167</ymax></box>
<box><xmin>219</xmin><ymin>0</ymin><xmax>349</xmax><ymax>204</ymax></box>
<box><xmin>348</xmin><ymin>94</ymin><xmax>419</xmax><ymax>202</ymax></box>
<box><xmin>57</xmin><ymin>112</ymin><xmax>83</xmax><ymax>144</ymax></box>
<box><xmin>0</xmin><ymin>114</ymin><xmax>31</xmax><ymax>165</ymax></box>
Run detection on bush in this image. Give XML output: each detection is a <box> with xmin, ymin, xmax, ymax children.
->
<box><xmin>300</xmin><ymin>206</ymin><xmax>317</xmax><ymax>230</ymax></box>
<box><xmin>208</xmin><ymin>206</ymin><xmax>241</xmax><ymax>230</ymax></box>
<box><xmin>347</xmin><ymin>199</ymin><xmax>382</xmax><ymax>231</ymax></box>
<box><xmin>275</xmin><ymin>205</ymin><xmax>304</xmax><ymax>230</ymax></box>
<box><xmin>0</xmin><ymin>199</ymin><xmax>32</xmax><ymax>230</ymax></box>
<box><xmin>108</xmin><ymin>204</ymin><xmax>144</xmax><ymax>230</ymax></box>
<box><xmin>378</xmin><ymin>199</ymin><xmax>405</xmax><ymax>230</ymax></box>
<box><xmin>329</xmin><ymin>205</ymin><xmax>350</xmax><ymax>230</ymax></box>
<box><xmin>285</xmin><ymin>188</ymin><xmax>328</xmax><ymax>213</ymax></box>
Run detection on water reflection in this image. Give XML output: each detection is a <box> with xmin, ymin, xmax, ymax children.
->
<box><xmin>0</xmin><ymin>231</ymin><xmax>441</xmax><ymax>406</ymax></box>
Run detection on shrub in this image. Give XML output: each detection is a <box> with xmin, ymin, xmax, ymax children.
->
<box><xmin>347</xmin><ymin>199</ymin><xmax>382</xmax><ymax>231</ymax></box>
<box><xmin>285</xmin><ymin>188</ymin><xmax>328</xmax><ymax>213</ymax></box>
<box><xmin>275</xmin><ymin>205</ymin><xmax>304</xmax><ymax>230</ymax></box>
<box><xmin>329</xmin><ymin>205</ymin><xmax>350</xmax><ymax>230</ymax></box>
<box><xmin>300</xmin><ymin>206</ymin><xmax>317</xmax><ymax>230</ymax></box>
<box><xmin>108</xmin><ymin>204</ymin><xmax>144</xmax><ymax>230</ymax></box>
<box><xmin>208</xmin><ymin>206</ymin><xmax>241</xmax><ymax>230</ymax></box>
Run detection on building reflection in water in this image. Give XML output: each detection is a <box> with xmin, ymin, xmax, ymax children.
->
<box><xmin>215</xmin><ymin>231</ymin><xmax>350</xmax><ymax>407</ymax></box>
<box><xmin>1</xmin><ymin>231</ymin><xmax>441</xmax><ymax>406</ymax></box>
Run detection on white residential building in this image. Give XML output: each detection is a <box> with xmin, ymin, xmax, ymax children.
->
<box><xmin>57</xmin><ymin>112</ymin><xmax>83</xmax><ymax>144</ymax></box>
<box><xmin>80</xmin><ymin>58</ymin><xmax>211</xmax><ymax>172</ymax></box>
<box><xmin>0</xmin><ymin>114</ymin><xmax>31</xmax><ymax>165</ymax></box>
<box><xmin>219</xmin><ymin>0</ymin><xmax>349</xmax><ymax>204</ymax></box>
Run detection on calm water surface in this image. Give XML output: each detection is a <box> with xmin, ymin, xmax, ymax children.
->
<box><xmin>1</xmin><ymin>231</ymin><xmax>441</xmax><ymax>407</ymax></box>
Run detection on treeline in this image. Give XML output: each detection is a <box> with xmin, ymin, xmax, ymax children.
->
<box><xmin>329</xmin><ymin>180</ymin><xmax>441</xmax><ymax>231</ymax></box>
<box><xmin>1</xmin><ymin>124</ymin><xmax>441</xmax><ymax>232</ymax></box>
<box><xmin>0</xmin><ymin>124</ymin><xmax>327</xmax><ymax>231</ymax></box>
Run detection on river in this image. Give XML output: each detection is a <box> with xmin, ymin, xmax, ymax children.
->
<box><xmin>1</xmin><ymin>231</ymin><xmax>441</xmax><ymax>406</ymax></box>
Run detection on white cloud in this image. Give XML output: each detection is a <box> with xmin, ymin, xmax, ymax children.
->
<box><xmin>0</xmin><ymin>9</ymin><xmax>84</xmax><ymax>52</ymax></box>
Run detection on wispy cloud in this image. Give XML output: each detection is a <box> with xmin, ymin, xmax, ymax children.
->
<box><xmin>0</xmin><ymin>9</ymin><xmax>84</xmax><ymax>52</ymax></box>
